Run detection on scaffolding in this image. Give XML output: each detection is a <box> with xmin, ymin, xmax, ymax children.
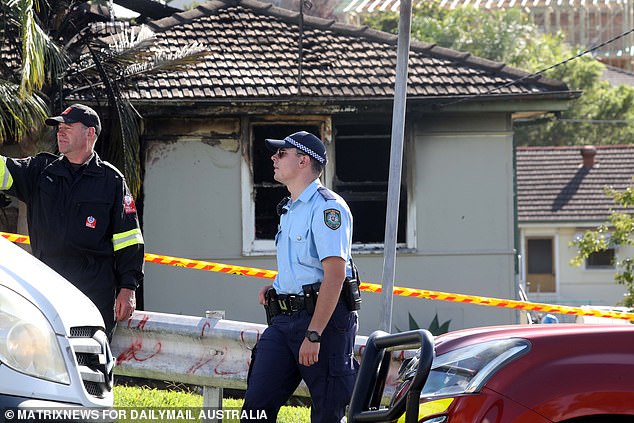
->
<box><xmin>342</xmin><ymin>0</ymin><xmax>634</xmax><ymax>70</ymax></box>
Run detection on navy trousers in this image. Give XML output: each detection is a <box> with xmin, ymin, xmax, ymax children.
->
<box><xmin>242</xmin><ymin>301</ymin><xmax>358</xmax><ymax>422</ymax></box>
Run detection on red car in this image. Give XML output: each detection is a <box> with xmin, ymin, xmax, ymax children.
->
<box><xmin>348</xmin><ymin>324</ymin><xmax>634</xmax><ymax>423</ymax></box>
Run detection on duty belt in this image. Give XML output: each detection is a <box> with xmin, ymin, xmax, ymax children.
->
<box><xmin>274</xmin><ymin>294</ymin><xmax>306</xmax><ymax>314</ymax></box>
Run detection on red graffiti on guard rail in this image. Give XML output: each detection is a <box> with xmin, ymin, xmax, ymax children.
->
<box><xmin>118</xmin><ymin>314</ymin><xmax>160</xmax><ymax>363</ymax></box>
<box><xmin>116</xmin><ymin>339</ymin><xmax>162</xmax><ymax>363</ymax></box>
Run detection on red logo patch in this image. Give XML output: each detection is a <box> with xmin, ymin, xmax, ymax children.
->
<box><xmin>85</xmin><ymin>216</ymin><xmax>96</xmax><ymax>229</ymax></box>
<box><xmin>62</xmin><ymin>106</ymin><xmax>73</xmax><ymax>115</ymax></box>
<box><xmin>124</xmin><ymin>194</ymin><xmax>137</xmax><ymax>214</ymax></box>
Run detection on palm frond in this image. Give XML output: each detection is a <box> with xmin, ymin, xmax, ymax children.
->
<box><xmin>89</xmin><ymin>44</ymin><xmax>142</xmax><ymax>197</ymax></box>
<box><xmin>123</xmin><ymin>41</ymin><xmax>209</xmax><ymax>78</ymax></box>
<box><xmin>106</xmin><ymin>94</ymin><xmax>142</xmax><ymax>197</ymax></box>
<box><xmin>67</xmin><ymin>23</ymin><xmax>209</xmax><ymax>82</ymax></box>
<box><xmin>1</xmin><ymin>0</ymin><xmax>67</xmax><ymax>95</ymax></box>
<box><xmin>0</xmin><ymin>79</ymin><xmax>48</xmax><ymax>142</ymax></box>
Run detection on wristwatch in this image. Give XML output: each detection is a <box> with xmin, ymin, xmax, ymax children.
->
<box><xmin>305</xmin><ymin>330</ymin><xmax>321</xmax><ymax>343</ymax></box>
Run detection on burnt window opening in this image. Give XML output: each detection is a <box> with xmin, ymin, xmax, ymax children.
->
<box><xmin>586</xmin><ymin>248</ymin><xmax>615</xmax><ymax>269</ymax></box>
<box><xmin>333</xmin><ymin>121</ymin><xmax>407</xmax><ymax>245</ymax></box>
<box><xmin>253</xmin><ymin>124</ymin><xmax>321</xmax><ymax>240</ymax></box>
<box><xmin>250</xmin><ymin>119</ymin><xmax>408</xmax><ymax>247</ymax></box>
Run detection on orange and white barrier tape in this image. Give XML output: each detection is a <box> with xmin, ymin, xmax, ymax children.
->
<box><xmin>3</xmin><ymin>231</ymin><xmax>633</xmax><ymax>322</ymax></box>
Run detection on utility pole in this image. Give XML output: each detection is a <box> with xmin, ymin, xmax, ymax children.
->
<box><xmin>379</xmin><ymin>0</ymin><xmax>413</xmax><ymax>333</ymax></box>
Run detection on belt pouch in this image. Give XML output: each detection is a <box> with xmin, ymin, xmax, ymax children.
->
<box><xmin>342</xmin><ymin>278</ymin><xmax>362</xmax><ymax>311</ymax></box>
<box><xmin>302</xmin><ymin>283</ymin><xmax>320</xmax><ymax>315</ymax></box>
<box><xmin>264</xmin><ymin>288</ymin><xmax>280</xmax><ymax>325</ymax></box>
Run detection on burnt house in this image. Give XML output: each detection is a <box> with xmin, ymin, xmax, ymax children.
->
<box><xmin>71</xmin><ymin>0</ymin><xmax>578</xmax><ymax>331</ymax></box>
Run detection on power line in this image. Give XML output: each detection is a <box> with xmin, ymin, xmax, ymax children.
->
<box><xmin>434</xmin><ymin>25</ymin><xmax>634</xmax><ymax>109</ymax></box>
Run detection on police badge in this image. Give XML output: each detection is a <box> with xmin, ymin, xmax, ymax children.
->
<box><xmin>324</xmin><ymin>208</ymin><xmax>341</xmax><ymax>230</ymax></box>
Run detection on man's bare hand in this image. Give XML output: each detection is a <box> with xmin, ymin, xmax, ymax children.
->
<box><xmin>116</xmin><ymin>288</ymin><xmax>136</xmax><ymax>321</ymax></box>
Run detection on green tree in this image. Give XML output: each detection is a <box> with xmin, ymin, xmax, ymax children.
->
<box><xmin>0</xmin><ymin>0</ymin><xmax>207</xmax><ymax>196</ymax></box>
<box><xmin>0</xmin><ymin>0</ymin><xmax>61</xmax><ymax>145</ymax></box>
<box><xmin>570</xmin><ymin>184</ymin><xmax>634</xmax><ymax>307</ymax></box>
<box><xmin>360</xmin><ymin>3</ymin><xmax>634</xmax><ymax>147</ymax></box>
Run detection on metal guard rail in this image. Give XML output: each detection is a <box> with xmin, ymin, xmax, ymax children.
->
<box><xmin>110</xmin><ymin>311</ymin><xmax>407</xmax><ymax>402</ymax></box>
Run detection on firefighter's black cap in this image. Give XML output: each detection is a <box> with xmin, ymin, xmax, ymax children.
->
<box><xmin>46</xmin><ymin>104</ymin><xmax>101</xmax><ymax>136</ymax></box>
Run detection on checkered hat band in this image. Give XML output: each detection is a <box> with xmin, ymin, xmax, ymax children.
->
<box><xmin>285</xmin><ymin>137</ymin><xmax>325</xmax><ymax>163</ymax></box>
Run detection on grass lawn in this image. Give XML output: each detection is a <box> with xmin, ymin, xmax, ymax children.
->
<box><xmin>114</xmin><ymin>385</ymin><xmax>310</xmax><ymax>422</ymax></box>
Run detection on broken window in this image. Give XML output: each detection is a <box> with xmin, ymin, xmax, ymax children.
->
<box><xmin>332</xmin><ymin>120</ymin><xmax>407</xmax><ymax>245</ymax></box>
<box><xmin>245</xmin><ymin>117</ymin><xmax>409</xmax><ymax>255</ymax></box>
<box><xmin>252</xmin><ymin>123</ymin><xmax>321</xmax><ymax>241</ymax></box>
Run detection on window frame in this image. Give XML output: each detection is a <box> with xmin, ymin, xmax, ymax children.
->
<box><xmin>573</xmin><ymin>231</ymin><xmax>618</xmax><ymax>271</ymax></box>
<box><xmin>241</xmin><ymin>115</ymin><xmax>416</xmax><ymax>256</ymax></box>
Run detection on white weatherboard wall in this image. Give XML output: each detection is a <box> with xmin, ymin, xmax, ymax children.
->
<box><xmin>142</xmin><ymin>113</ymin><xmax>518</xmax><ymax>335</ymax></box>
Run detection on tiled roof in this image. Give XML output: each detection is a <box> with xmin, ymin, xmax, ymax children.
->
<box><xmin>517</xmin><ymin>145</ymin><xmax>634</xmax><ymax>224</ymax></box>
<box><xmin>119</xmin><ymin>0</ymin><xmax>571</xmax><ymax>104</ymax></box>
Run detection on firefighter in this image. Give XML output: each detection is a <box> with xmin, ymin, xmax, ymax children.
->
<box><xmin>0</xmin><ymin>104</ymin><xmax>144</xmax><ymax>339</ymax></box>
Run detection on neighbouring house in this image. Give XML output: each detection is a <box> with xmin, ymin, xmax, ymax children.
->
<box><xmin>516</xmin><ymin>145</ymin><xmax>634</xmax><ymax>314</ymax></box>
<box><xmin>2</xmin><ymin>0</ymin><xmax>578</xmax><ymax>334</ymax></box>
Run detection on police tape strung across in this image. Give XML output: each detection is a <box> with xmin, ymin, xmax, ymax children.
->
<box><xmin>3</xmin><ymin>407</ymin><xmax>267</xmax><ymax>421</ymax></box>
<box><xmin>2</xmin><ymin>231</ymin><xmax>633</xmax><ymax>322</ymax></box>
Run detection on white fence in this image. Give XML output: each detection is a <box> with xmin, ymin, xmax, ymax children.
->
<box><xmin>111</xmin><ymin>311</ymin><xmax>406</xmax><ymax>405</ymax></box>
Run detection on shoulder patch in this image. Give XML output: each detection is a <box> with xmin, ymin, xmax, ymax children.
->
<box><xmin>324</xmin><ymin>208</ymin><xmax>342</xmax><ymax>230</ymax></box>
<box><xmin>123</xmin><ymin>194</ymin><xmax>137</xmax><ymax>214</ymax></box>
<box><xmin>317</xmin><ymin>186</ymin><xmax>336</xmax><ymax>201</ymax></box>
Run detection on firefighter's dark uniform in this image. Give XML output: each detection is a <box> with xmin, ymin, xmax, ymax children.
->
<box><xmin>0</xmin><ymin>152</ymin><xmax>144</xmax><ymax>338</ymax></box>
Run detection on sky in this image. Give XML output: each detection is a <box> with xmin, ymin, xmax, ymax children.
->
<box><xmin>112</xmin><ymin>0</ymin><xmax>203</xmax><ymax>18</ymax></box>
<box><xmin>112</xmin><ymin>5</ymin><xmax>139</xmax><ymax>18</ymax></box>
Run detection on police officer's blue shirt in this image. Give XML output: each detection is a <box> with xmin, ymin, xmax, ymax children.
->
<box><xmin>273</xmin><ymin>179</ymin><xmax>353</xmax><ymax>295</ymax></box>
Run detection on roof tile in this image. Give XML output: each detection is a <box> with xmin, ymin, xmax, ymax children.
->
<box><xmin>517</xmin><ymin>145</ymin><xmax>634</xmax><ymax>223</ymax></box>
<box><xmin>113</xmin><ymin>0</ymin><xmax>571</xmax><ymax>103</ymax></box>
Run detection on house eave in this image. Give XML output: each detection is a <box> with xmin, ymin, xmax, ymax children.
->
<box><xmin>519</xmin><ymin>220</ymin><xmax>609</xmax><ymax>229</ymax></box>
<box><xmin>126</xmin><ymin>91</ymin><xmax>579</xmax><ymax>117</ymax></box>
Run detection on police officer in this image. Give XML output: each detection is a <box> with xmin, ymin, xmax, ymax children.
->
<box><xmin>242</xmin><ymin>131</ymin><xmax>358</xmax><ymax>422</ymax></box>
<box><xmin>0</xmin><ymin>104</ymin><xmax>144</xmax><ymax>339</ymax></box>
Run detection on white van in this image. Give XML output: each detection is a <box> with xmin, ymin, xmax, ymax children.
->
<box><xmin>0</xmin><ymin>236</ymin><xmax>114</xmax><ymax>409</ymax></box>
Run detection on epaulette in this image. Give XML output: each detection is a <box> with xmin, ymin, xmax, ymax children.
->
<box><xmin>101</xmin><ymin>160</ymin><xmax>124</xmax><ymax>178</ymax></box>
<box><xmin>35</xmin><ymin>152</ymin><xmax>59</xmax><ymax>159</ymax></box>
<box><xmin>317</xmin><ymin>186</ymin><xmax>336</xmax><ymax>201</ymax></box>
<box><xmin>35</xmin><ymin>152</ymin><xmax>62</xmax><ymax>166</ymax></box>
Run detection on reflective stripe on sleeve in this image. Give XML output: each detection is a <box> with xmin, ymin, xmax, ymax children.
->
<box><xmin>112</xmin><ymin>228</ymin><xmax>144</xmax><ymax>252</ymax></box>
<box><xmin>0</xmin><ymin>157</ymin><xmax>14</xmax><ymax>190</ymax></box>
